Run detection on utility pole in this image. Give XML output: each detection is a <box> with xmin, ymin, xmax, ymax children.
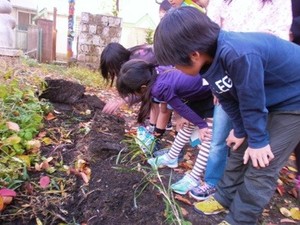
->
<box><xmin>67</xmin><ymin>0</ymin><xmax>75</xmax><ymax>61</ymax></box>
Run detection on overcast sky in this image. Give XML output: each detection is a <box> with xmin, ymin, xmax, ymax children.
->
<box><xmin>11</xmin><ymin>0</ymin><xmax>160</xmax><ymax>25</ymax></box>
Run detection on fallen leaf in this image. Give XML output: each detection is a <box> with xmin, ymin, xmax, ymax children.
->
<box><xmin>45</xmin><ymin>112</ymin><xmax>56</xmax><ymax>121</ymax></box>
<box><xmin>6</xmin><ymin>121</ymin><xmax>20</xmax><ymax>132</ymax></box>
<box><xmin>287</xmin><ymin>166</ymin><xmax>298</xmax><ymax>173</ymax></box>
<box><xmin>276</xmin><ymin>184</ymin><xmax>285</xmax><ymax>196</ymax></box>
<box><xmin>174</xmin><ymin>194</ymin><xmax>192</xmax><ymax>205</ymax></box>
<box><xmin>0</xmin><ymin>188</ymin><xmax>17</xmax><ymax>197</ymax></box>
<box><xmin>37</xmin><ymin>131</ymin><xmax>47</xmax><ymax>138</ymax></box>
<box><xmin>24</xmin><ymin>182</ymin><xmax>34</xmax><ymax>195</ymax></box>
<box><xmin>180</xmin><ymin>207</ymin><xmax>189</xmax><ymax>216</ymax></box>
<box><xmin>16</xmin><ymin>155</ymin><xmax>31</xmax><ymax>167</ymax></box>
<box><xmin>280</xmin><ymin>218</ymin><xmax>297</xmax><ymax>223</ymax></box>
<box><xmin>3</xmin><ymin>134</ymin><xmax>21</xmax><ymax>145</ymax></box>
<box><xmin>280</xmin><ymin>207</ymin><xmax>291</xmax><ymax>217</ymax></box>
<box><xmin>289</xmin><ymin>154</ymin><xmax>296</xmax><ymax>161</ymax></box>
<box><xmin>39</xmin><ymin>176</ymin><xmax>51</xmax><ymax>189</ymax></box>
<box><xmin>2</xmin><ymin>196</ymin><xmax>13</xmax><ymax>204</ymax></box>
<box><xmin>0</xmin><ymin>196</ymin><xmax>4</xmax><ymax>211</ymax></box>
<box><xmin>26</xmin><ymin>140</ymin><xmax>41</xmax><ymax>152</ymax></box>
<box><xmin>288</xmin><ymin>187</ymin><xmax>298</xmax><ymax>198</ymax></box>
<box><xmin>80</xmin><ymin>172</ymin><xmax>89</xmax><ymax>184</ymax></box>
<box><xmin>290</xmin><ymin>207</ymin><xmax>300</xmax><ymax>220</ymax></box>
<box><xmin>42</xmin><ymin>137</ymin><xmax>53</xmax><ymax>145</ymax></box>
<box><xmin>36</xmin><ymin>217</ymin><xmax>43</xmax><ymax>225</ymax></box>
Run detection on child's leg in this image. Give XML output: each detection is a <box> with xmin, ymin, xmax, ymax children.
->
<box><xmin>189</xmin><ymin>118</ymin><xmax>213</xmax><ymax>181</ymax></box>
<box><xmin>190</xmin><ymin>106</ymin><xmax>231</xmax><ymax>200</ymax></box>
<box><xmin>167</xmin><ymin>123</ymin><xmax>195</xmax><ymax>159</ymax></box>
<box><xmin>170</xmin><ymin>118</ymin><xmax>213</xmax><ymax>195</ymax></box>
<box><xmin>221</xmin><ymin>113</ymin><xmax>300</xmax><ymax>225</ymax></box>
<box><xmin>204</xmin><ymin>105</ymin><xmax>232</xmax><ymax>186</ymax></box>
<box><xmin>154</xmin><ymin>103</ymin><xmax>172</xmax><ymax>138</ymax></box>
<box><xmin>149</xmin><ymin>101</ymin><xmax>160</xmax><ymax>133</ymax></box>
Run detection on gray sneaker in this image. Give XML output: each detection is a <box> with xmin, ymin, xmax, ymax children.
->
<box><xmin>189</xmin><ymin>183</ymin><xmax>216</xmax><ymax>201</ymax></box>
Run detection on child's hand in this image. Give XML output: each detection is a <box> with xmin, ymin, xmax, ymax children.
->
<box><xmin>102</xmin><ymin>99</ymin><xmax>125</xmax><ymax>114</ymax></box>
<box><xmin>226</xmin><ymin>129</ymin><xmax>245</xmax><ymax>150</ymax></box>
<box><xmin>176</xmin><ymin>117</ymin><xmax>190</xmax><ymax>130</ymax></box>
<box><xmin>243</xmin><ymin>144</ymin><xmax>274</xmax><ymax>168</ymax></box>
<box><xmin>199</xmin><ymin>127</ymin><xmax>212</xmax><ymax>142</ymax></box>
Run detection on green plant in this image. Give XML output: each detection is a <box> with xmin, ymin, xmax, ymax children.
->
<box><xmin>115</xmin><ymin>135</ymin><xmax>191</xmax><ymax>225</ymax></box>
<box><xmin>0</xmin><ymin>75</ymin><xmax>49</xmax><ymax>188</ymax></box>
<box><xmin>145</xmin><ymin>29</ymin><xmax>154</xmax><ymax>44</ymax></box>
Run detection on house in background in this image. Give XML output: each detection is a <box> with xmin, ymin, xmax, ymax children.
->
<box><xmin>9</xmin><ymin>0</ymin><xmax>159</xmax><ymax>62</ymax></box>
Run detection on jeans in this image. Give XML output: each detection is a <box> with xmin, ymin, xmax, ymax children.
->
<box><xmin>215</xmin><ymin>112</ymin><xmax>300</xmax><ymax>225</ymax></box>
<box><xmin>204</xmin><ymin>105</ymin><xmax>232</xmax><ymax>186</ymax></box>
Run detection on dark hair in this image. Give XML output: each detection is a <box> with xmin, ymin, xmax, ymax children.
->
<box><xmin>117</xmin><ymin>59</ymin><xmax>158</xmax><ymax>123</ymax></box>
<box><xmin>100</xmin><ymin>43</ymin><xmax>156</xmax><ymax>86</ymax></box>
<box><xmin>153</xmin><ymin>6</ymin><xmax>220</xmax><ymax>67</ymax></box>
<box><xmin>224</xmin><ymin>0</ymin><xmax>272</xmax><ymax>4</ymax></box>
<box><xmin>100</xmin><ymin>42</ymin><xmax>131</xmax><ymax>86</ymax></box>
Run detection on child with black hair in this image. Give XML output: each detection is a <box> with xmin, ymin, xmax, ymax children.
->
<box><xmin>153</xmin><ymin>6</ymin><xmax>300</xmax><ymax>225</ymax></box>
<box><xmin>99</xmin><ymin>42</ymin><xmax>171</xmax><ymax>142</ymax></box>
<box><xmin>117</xmin><ymin>59</ymin><xmax>215</xmax><ymax>195</ymax></box>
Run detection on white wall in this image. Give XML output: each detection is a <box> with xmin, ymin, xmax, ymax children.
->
<box><xmin>10</xmin><ymin>0</ymin><xmax>161</xmax><ymax>60</ymax></box>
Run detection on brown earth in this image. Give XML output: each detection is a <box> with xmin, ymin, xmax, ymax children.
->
<box><xmin>0</xmin><ymin>79</ymin><xmax>299</xmax><ymax>225</ymax></box>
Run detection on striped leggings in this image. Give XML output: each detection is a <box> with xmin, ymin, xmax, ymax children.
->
<box><xmin>167</xmin><ymin>118</ymin><xmax>213</xmax><ymax>181</ymax></box>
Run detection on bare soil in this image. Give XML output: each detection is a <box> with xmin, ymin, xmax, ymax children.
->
<box><xmin>0</xmin><ymin>79</ymin><xmax>299</xmax><ymax>225</ymax></box>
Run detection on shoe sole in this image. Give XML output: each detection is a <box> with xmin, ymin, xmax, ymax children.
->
<box><xmin>172</xmin><ymin>189</ymin><xmax>188</xmax><ymax>195</ymax></box>
<box><xmin>188</xmin><ymin>191</ymin><xmax>211</xmax><ymax>201</ymax></box>
<box><xmin>148</xmin><ymin>163</ymin><xmax>178</xmax><ymax>169</ymax></box>
<box><xmin>194</xmin><ymin>206</ymin><xmax>228</xmax><ymax>215</ymax></box>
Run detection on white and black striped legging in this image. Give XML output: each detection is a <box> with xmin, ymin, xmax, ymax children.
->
<box><xmin>167</xmin><ymin>118</ymin><xmax>213</xmax><ymax>182</ymax></box>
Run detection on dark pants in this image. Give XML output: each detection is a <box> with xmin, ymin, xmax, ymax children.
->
<box><xmin>214</xmin><ymin>112</ymin><xmax>300</xmax><ymax>225</ymax></box>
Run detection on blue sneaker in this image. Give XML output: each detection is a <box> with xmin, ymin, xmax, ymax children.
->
<box><xmin>189</xmin><ymin>183</ymin><xmax>216</xmax><ymax>201</ymax></box>
<box><xmin>152</xmin><ymin>147</ymin><xmax>169</xmax><ymax>157</ymax></box>
<box><xmin>153</xmin><ymin>147</ymin><xmax>185</xmax><ymax>163</ymax></box>
<box><xmin>171</xmin><ymin>174</ymin><xmax>199</xmax><ymax>195</ymax></box>
<box><xmin>147</xmin><ymin>153</ymin><xmax>178</xmax><ymax>169</ymax></box>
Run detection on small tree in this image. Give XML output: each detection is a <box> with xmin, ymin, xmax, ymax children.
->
<box><xmin>145</xmin><ymin>29</ymin><xmax>154</xmax><ymax>44</ymax></box>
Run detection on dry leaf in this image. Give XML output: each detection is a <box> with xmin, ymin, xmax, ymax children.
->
<box><xmin>280</xmin><ymin>207</ymin><xmax>291</xmax><ymax>217</ymax></box>
<box><xmin>280</xmin><ymin>218</ymin><xmax>297</xmax><ymax>223</ymax></box>
<box><xmin>36</xmin><ymin>217</ymin><xmax>43</xmax><ymax>225</ymax></box>
<box><xmin>288</xmin><ymin>187</ymin><xmax>298</xmax><ymax>199</ymax></box>
<box><xmin>287</xmin><ymin>166</ymin><xmax>298</xmax><ymax>173</ymax></box>
<box><xmin>16</xmin><ymin>155</ymin><xmax>31</xmax><ymax>167</ymax></box>
<box><xmin>290</xmin><ymin>208</ymin><xmax>300</xmax><ymax>220</ymax></box>
<box><xmin>0</xmin><ymin>196</ymin><xmax>5</xmax><ymax>211</ymax></box>
<box><xmin>6</xmin><ymin>121</ymin><xmax>20</xmax><ymax>132</ymax></box>
<box><xmin>2</xmin><ymin>196</ymin><xmax>13</xmax><ymax>204</ymax></box>
<box><xmin>45</xmin><ymin>112</ymin><xmax>56</xmax><ymax>121</ymax></box>
<box><xmin>80</xmin><ymin>172</ymin><xmax>89</xmax><ymax>184</ymax></box>
<box><xmin>180</xmin><ymin>207</ymin><xmax>189</xmax><ymax>216</ymax></box>
<box><xmin>174</xmin><ymin>194</ymin><xmax>192</xmax><ymax>205</ymax></box>
<box><xmin>0</xmin><ymin>188</ymin><xmax>16</xmax><ymax>197</ymax></box>
<box><xmin>276</xmin><ymin>184</ymin><xmax>285</xmax><ymax>196</ymax></box>
<box><xmin>39</xmin><ymin>176</ymin><xmax>51</xmax><ymax>189</ymax></box>
<box><xmin>42</xmin><ymin>137</ymin><xmax>53</xmax><ymax>145</ymax></box>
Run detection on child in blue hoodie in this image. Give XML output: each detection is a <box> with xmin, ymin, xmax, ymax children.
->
<box><xmin>153</xmin><ymin>6</ymin><xmax>300</xmax><ymax>225</ymax></box>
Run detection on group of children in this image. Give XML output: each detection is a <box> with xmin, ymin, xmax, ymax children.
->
<box><xmin>100</xmin><ymin>1</ymin><xmax>300</xmax><ymax>225</ymax></box>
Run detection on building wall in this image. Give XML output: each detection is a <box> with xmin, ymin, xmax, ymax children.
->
<box><xmin>76</xmin><ymin>12</ymin><xmax>122</xmax><ymax>70</ymax></box>
<box><xmin>10</xmin><ymin>0</ymin><xmax>157</xmax><ymax>62</ymax></box>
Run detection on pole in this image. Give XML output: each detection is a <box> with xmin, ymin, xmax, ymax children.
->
<box><xmin>67</xmin><ymin>0</ymin><xmax>75</xmax><ymax>61</ymax></box>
